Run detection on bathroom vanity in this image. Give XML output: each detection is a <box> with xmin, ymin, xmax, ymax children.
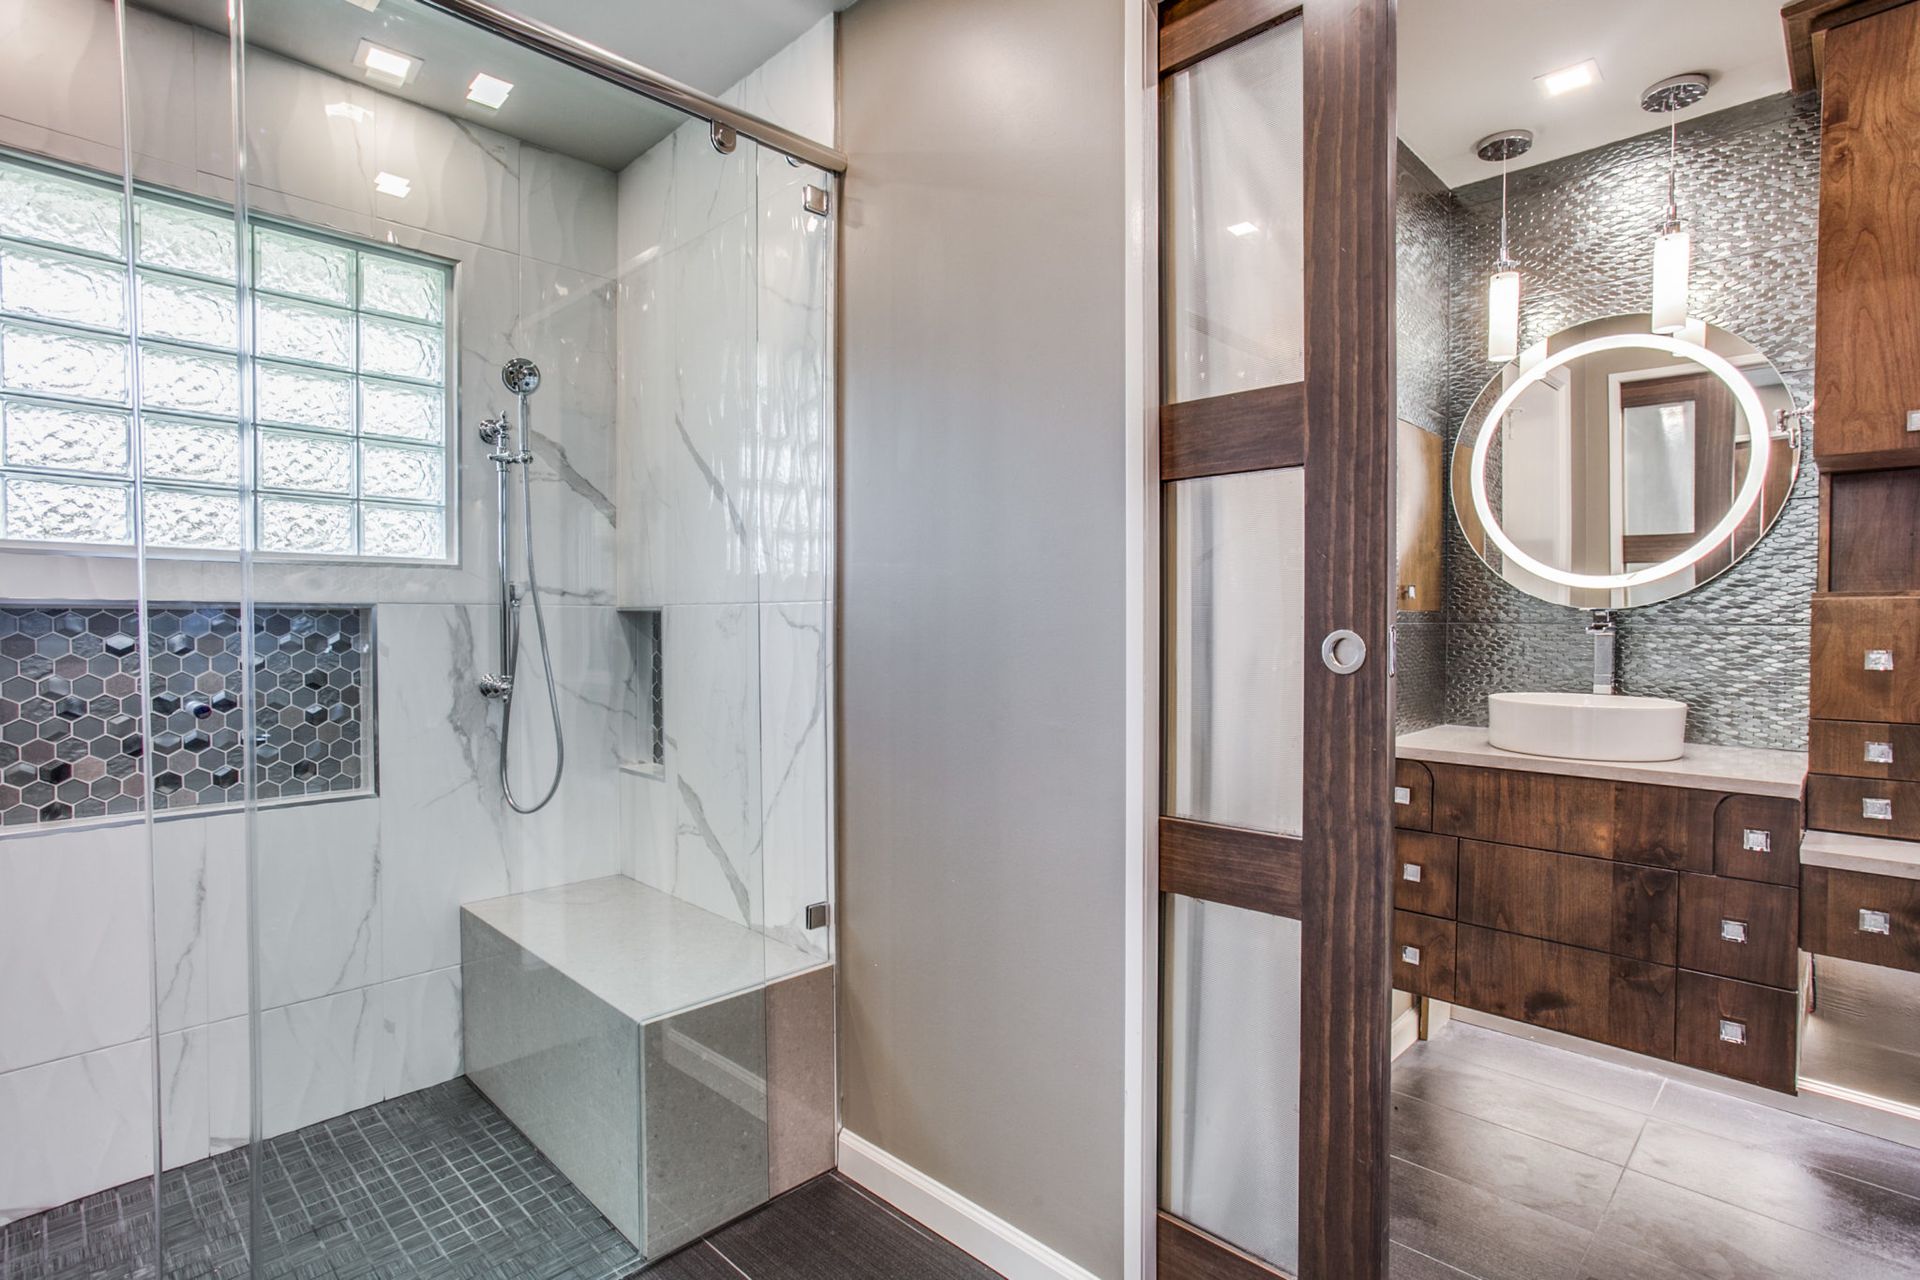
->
<box><xmin>1393</xmin><ymin>726</ymin><xmax>1808</xmax><ymax>1093</ymax></box>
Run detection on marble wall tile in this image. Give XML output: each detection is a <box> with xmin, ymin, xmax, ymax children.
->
<box><xmin>379</xmin><ymin>966</ymin><xmax>463</xmax><ymax>1099</ymax></box>
<box><xmin>741</xmin><ymin>16</ymin><xmax>838</xmax><ymax>197</ymax></box>
<box><xmin>157</xmin><ymin>1025</ymin><xmax>209</xmax><ymax>1172</ymax></box>
<box><xmin>521</xmin><ymin>146</ymin><xmax>619</xmax><ymax>277</ymax></box>
<box><xmin>658</xmin><ymin>604</ymin><xmax>762</xmax><ymax>927</ymax></box>
<box><xmin>257</xmin><ymin>985</ymin><xmax>383</xmax><ymax>1141</ymax></box>
<box><xmin>754</xmin><ymin>190</ymin><xmax>832</xmax><ymax>603</ymax></box>
<box><xmin>0</xmin><ymin>1038</ymin><xmax>152</xmax><ymax>1226</ymax></box>
<box><xmin>0</xmin><ymin>821</ymin><xmax>151</xmax><ymax>1072</ymax></box>
<box><xmin>759</xmin><ymin>603</ymin><xmax>830</xmax><ymax>955</ymax></box>
<box><xmin>254</xmin><ymin>799</ymin><xmax>382</xmax><ymax>1008</ymax></box>
<box><xmin>151</xmin><ymin>812</ymin><xmax>249</xmax><ymax>1034</ymax></box>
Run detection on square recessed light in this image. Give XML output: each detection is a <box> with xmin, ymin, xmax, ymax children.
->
<box><xmin>342</xmin><ymin>0</ymin><xmax>380</xmax><ymax>10</ymax></box>
<box><xmin>354</xmin><ymin>39</ymin><xmax>418</xmax><ymax>87</ymax></box>
<box><xmin>325</xmin><ymin>101</ymin><xmax>373</xmax><ymax>124</ymax></box>
<box><xmin>466</xmin><ymin>73</ymin><xmax>514</xmax><ymax>109</ymax></box>
<box><xmin>373</xmin><ymin>171</ymin><xmax>412</xmax><ymax>199</ymax></box>
<box><xmin>1227</xmin><ymin>221</ymin><xmax>1259</xmax><ymax>237</ymax></box>
<box><xmin>1536</xmin><ymin>59</ymin><xmax>1600</xmax><ymax>97</ymax></box>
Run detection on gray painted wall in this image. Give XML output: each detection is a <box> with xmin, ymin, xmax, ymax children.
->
<box><xmin>1399</xmin><ymin>94</ymin><xmax>1819</xmax><ymax>750</ymax></box>
<box><xmin>836</xmin><ymin>0</ymin><xmax>1128</xmax><ymax>1275</ymax></box>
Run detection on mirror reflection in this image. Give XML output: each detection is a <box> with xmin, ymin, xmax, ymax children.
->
<box><xmin>1452</xmin><ymin>313</ymin><xmax>1800</xmax><ymax>609</ymax></box>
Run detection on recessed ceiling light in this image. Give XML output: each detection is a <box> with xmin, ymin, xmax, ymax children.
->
<box><xmin>342</xmin><ymin>0</ymin><xmax>379</xmax><ymax>10</ymax></box>
<box><xmin>354</xmin><ymin>39</ymin><xmax>418</xmax><ymax>87</ymax></box>
<box><xmin>466</xmin><ymin>73</ymin><xmax>514</xmax><ymax>109</ymax></box>
<box><xmin>1536</xmin><ymin>59</ymin><xmax>1601</xmax><ymax>97</ymax></box>
<box><xmin>1227</xmin><ymin>221</ymin><xmax>1259</xmax><ymax>237</ymax></box>
<box><xmin>325</xmin><ymin>102</ymin><xmax>373</xmax><ymax>124</ymax></box>
<box><xmin>373</xmin><ymin>171</ymin><xmax>412</xmax><ymax>198</ymax></box>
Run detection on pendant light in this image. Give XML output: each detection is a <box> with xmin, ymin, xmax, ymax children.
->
<box><xmin>1476</xmin><ymin>129</ymin><xmax>1532</xmax><ymax>363</ymax></box>
<box><xmin>1641</xmin><ymin>74</ymin><xmax>1710</xmax><ymax>335</ymax></box>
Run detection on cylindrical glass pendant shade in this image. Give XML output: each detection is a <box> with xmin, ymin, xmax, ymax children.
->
<box><xmin>1487</xmin><ymin>269</ymin><xmax>1521</xmax><ymax>363</ymax></box>
<box><xmin>1651</xmin><ymin>227</ymin><xmax>1692</xmax><ymax>334</ymax></box>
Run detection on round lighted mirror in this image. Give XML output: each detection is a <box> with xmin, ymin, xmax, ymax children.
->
<box><xmin>1451</xmin><ymin>314</ymin><xmax>1802</xmax><ymax>610</ymax></box>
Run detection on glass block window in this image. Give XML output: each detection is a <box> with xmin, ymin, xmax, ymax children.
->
<box><xmin>0</xmin><ymin>153</ymin><xmax>453</xmax><ymax>560</ymax></box>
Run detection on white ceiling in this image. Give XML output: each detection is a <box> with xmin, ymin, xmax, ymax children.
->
<box><xmin>1398</xmin><ymin>0</ymin><xmax>1792</xmax><ymax>188</ymax></box>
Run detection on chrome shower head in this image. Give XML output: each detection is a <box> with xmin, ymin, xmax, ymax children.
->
<box><xmin>501</xmin><ymin>358</ymin><xmax>542</xmax><ymax>395</ymax></box>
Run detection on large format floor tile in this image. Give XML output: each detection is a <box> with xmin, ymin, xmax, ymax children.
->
<box><xmin>1392</xmin><ymin>1045</ymin><xmax>1650</xmax><ymax>1166</ymax></box>
<box><xmin>1392</xmin><ymin>1094</ymin><xmax>1624</xmax><ymax>1230</ymax></box>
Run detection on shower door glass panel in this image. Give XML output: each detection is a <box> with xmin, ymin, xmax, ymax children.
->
<box><xmin>1163</xmin><ymin>19</ymin><xmax>1305</xmax><ymax>404</ymax></box>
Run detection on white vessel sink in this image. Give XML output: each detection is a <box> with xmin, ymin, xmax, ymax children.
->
<box><xmin>1487</xmin><ymin>692</ymin><xmax>1687</xmax><ymax>762</ymax></box>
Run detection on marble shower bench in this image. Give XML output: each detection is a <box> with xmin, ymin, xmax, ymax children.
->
<box><xmin>460</xmin><ymin>876</ymin><xmax>833</xmax><ymax>1258</ymax></box>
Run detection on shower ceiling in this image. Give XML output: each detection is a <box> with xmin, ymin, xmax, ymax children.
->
<box><xmin>133</xmin><ymin>0</ymin><xmax>851</xmax><ymax>170</ymax></box>
<box><xmin>1397</xmin><ymin>0</ymin><xmax>1790</xmax><ymax>186</ymax></box>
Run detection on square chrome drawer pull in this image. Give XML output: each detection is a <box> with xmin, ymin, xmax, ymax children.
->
<box><xmin>1400</xmin><ymin>945</ymin><xmax>1421</xmax><ymax>966</ymax></box>
<box><xmin>1393</xmin><ymin>785</ymin><xmax>1412</xmax><ymax>805</ymax></box>
<box><xmin>1864</xmin><ymin>797</ymin><xmax>1894</xmax><ymax>821</ymax></box>
<box><xmin>1866</xmin><ymin>649</ymin><xmax>1895</xmax><ymax>672</ymax></box>
<box><xmin>1402</xmin><ymin>863</ymin><xmax>1423</xmax><ymax>883</ymax></box>
<box><xmin>1867</xmin><ymin>741</ymin><xmax>1895</xmax><ymax>765</ymax></box>
<box><xmin>1741</xmin><ymin>829</ymin><xmax>1772</xmax><ymax>854</ymax></box>
<box><xmin>1860</xmin><ymin>909</ymin><xmax>1892</xmax><ymax>936</ymax></box>
<box><xmin>1718</xmin><ymin>1019</ymin><xmax>1748</xmax><ymax>1046</ymax></box>
<box><xmin>1720</xmin><ymin>918</ymin><xmax>1749</xmax><ymax>944</ymax></box>
<box><xmin>1908</xmin><ymin>409</ymin><xmax>1920</xmax><ymax>434</ymax></box>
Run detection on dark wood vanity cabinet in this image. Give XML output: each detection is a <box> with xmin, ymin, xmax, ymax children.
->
<box><xmin>1802</xmin><ymin>866</ymin><xmax>1920</xmax><ymax>974</ymax></box>
<box><xmin>1394</xmin><ymin>759</ymin><xmax>1803</xmax><ymax>1092</ymax></box>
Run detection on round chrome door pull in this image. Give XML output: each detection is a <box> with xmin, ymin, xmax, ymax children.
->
<box><xmin>1321</xmin><ymin>629</ymin><xmax>1367</xmax><ymax>675</ymax></box>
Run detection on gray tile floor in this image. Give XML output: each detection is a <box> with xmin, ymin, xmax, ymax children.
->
<box><xmin>1391</xmin><ymin>1020</ymin><xmax>1920</xmax><ymax>1280</ymax></box>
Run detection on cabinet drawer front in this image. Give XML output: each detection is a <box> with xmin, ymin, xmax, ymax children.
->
<box><xmin>1393</xmin><ymin>911</ymin><xmax>1456</xmax><ymax>1001</ymax></box>
<box><xmin>1394</xmin><ymin>830</ymin><xmax>1457</xmax><ymax>917</ymax></box>
<box><xmin>1431</xmin><ymin>764</ymin><xmax>1615</xmax><ymax>857</ymax></box>
<box><xmin>1394</xmin><ymin>758</ymin><xmax>1434</xmax><ymax>831</ymax></box>
<box><xmin>1807</xmin><ymin>774</ymin><xmax>1920</xmax><ymax>840</ymax></box>
<box><xmin>1713</xmin><ymin>794</ymin><xmax>1802</xmax><ymax>886</ymax></box>
<box><xmin>1454</xmin><ymin>925</ymin><xmax>1676</xmax><ymax>1059</ymax></box>
<box><xmin>1677</xmin><ymin>875</ymin><xmax>1800</xmax><ymax>989</ymax></box>
<box><xmin>1803</xmin><ymin>866</ymin><xmax>1920</xmax><ymax>973</ymax></box>
<box><xmin>1613</xmin><ymin>782</ymin><xmax>1718</xmax><ymax>873</ymax></box>
<box><xmin>1457</xmin><ymin>840</ymin><xmax>1676</xmax><ymax>964</ymax></box>
<box><xmin>1675</xmin><ymin>971</ymin><xmax>1798</xmax><ymax>1094</ymax></box>
<box><xmin>1811</xmin><ymin>597</ymin><xmax>1920</xmax><ymax>724</ymax></box>
<box><xmin>1809</xmin><ymin>719</ymin><xmax>1920</xmax><ymax>783</ymax></box>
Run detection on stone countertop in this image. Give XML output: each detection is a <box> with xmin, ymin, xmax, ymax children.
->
<box><xmin>1396</xmin><ymin>724</ymin><xmax>1807</xmax><ymax>799</ymax></box>
<box><xmin>1801</xmin><ymin>830</ymin><xmax>1920</xmax><ymax>883</ymax></box>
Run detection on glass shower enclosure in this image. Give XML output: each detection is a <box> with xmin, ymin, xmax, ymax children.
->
<box><xmin>0</xmin><ymin>0</ymin><xmax>838</xmax><ymax>1275</ymax></box>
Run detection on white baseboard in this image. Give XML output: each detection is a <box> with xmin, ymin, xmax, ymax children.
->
<box><xmin>836</xmin><ymin>1131</ymin><xmax>1104</xmax><ymax>1280</ymax></box>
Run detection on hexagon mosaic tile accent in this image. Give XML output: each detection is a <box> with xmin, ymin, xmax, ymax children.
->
<box><xmin>0</xmin><ymin>604</ymin><xmax>371</xmax><ymax>827</ymax></box>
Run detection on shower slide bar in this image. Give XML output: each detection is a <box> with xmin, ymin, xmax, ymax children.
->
<box><xmin>415</xmin><ymin>0</ymin><xmax>850</xmax><ymax>175</ymax></box>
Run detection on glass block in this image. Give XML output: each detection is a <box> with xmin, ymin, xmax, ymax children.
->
<box><xmin>255</xmin><ymin>295</ymin><xmax>352</xmax><ymax>368</ymax></box>
<box><xmin>0</xmin><ymin>244</ymin><xmax>128</xmax><ymax>329</ymax></box>
<box><xmin>258</xmin><ymin>495</ymin><xmax>352</xmax><ymax>554</ymax></box>
<box><xmin>135</xmin><ymin>199</ymin><xmax>236</xmax><ymax>280</ymax></box>
<box><xmin>3</xmin><ymin>476</ymin><xmax>130</xmax><ymax>543</ymax></box>
<box><xmin>359</xmin><ymin>253</ymin><xmax>445</xmax><ymax>323</ymax></box>
<box><xmin>255</xmin><ymin>362</ymin><xmax>353</xmax><ymax>433</ymax></box>
<box><xmin>141</xmin><ymin>414</ymin><xmax>240</xmax><ymax>484</ymax></box>
<box><xmin>0</xmin><ymin>163</ymin><xmax>123</xmax><ymax>258</ymax></box>
<box><xmin>260</xmin><ymin>429</ymin><xmax>352</xmax><ymax>494</ymax></box>
<box><xmin>360</xmin><ymin>441</ymin><xmax>442</xmax><ymax>502</ymax></box>
<box><xmin>138</xmin><ymin>343</ymin><xmax>240</xmax><ymax>417</ymax></box>
<box><xmin>3</xmin><ymin>401</ymin><xmax>130</xmax><ymax>474</ymax></box>
<box><xmin>138</xmin><ymin>272</ymin><xmax>239</xmax><ymax>348</ymax></box>
<box><xmin>360</xmin><ymin>378</ymin><xmax>443</xmax><ymax>443</ymax></box>
<box><xmin>1</xmin><ymin>324</ymin><xmax>129</xmax><ymax>403</ymax></box>
<box><xmin>145</xmin><ymin>486</ymin><xmax>241</xmax><ymax>549</ymax></box>
<box><xmin>359</xmin><ymin>315</ymin><xmax>442</xmax><ymax>382</ymax></box>
<box><xmin>361</xmin><ymin>503</ymin><xmax>443</xmax><ymax>559</ymax></box>
<box><xmin>255</xmin><ymin>226</ymin><xmax>351</xmax><ymax>305</ymax></box>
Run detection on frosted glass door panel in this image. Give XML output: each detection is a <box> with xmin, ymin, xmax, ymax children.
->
<box><xmin>1163</xmin><ymin>19</ymin><xmax>1305</xmax><ymax>404</ymax></box>
<box><xmin>1162</xmin><ymin>894</ymin><xmax>1302</xmax><ymax>1273</ymax></box>
<box><xmin>1164</xmin><ymin>468</ymin><xmax>1305</xmax><ymax>835</ymax></box>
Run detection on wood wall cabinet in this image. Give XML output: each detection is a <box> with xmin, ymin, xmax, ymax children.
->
<box><xmin>1807</xmin><ymin>774</ymin><xmax>1920</xmax><ymax>839</ymax></box>
<box><xmin>1808</xmin><ymin>719</ymin><xmax>1920</xmax><ymax>781</ymax></box>
<box><xmin>1813</xmin><ymin>0</ymin><xmax>1920</xmax><ymax>471</ymax></box>
<box><xmin>1810</xmin><ymin>596</ymin><xmax>1920</xmax><ymax>723</ymax></box>
<box><xmin>1802</xmin><ymin>865</ymin><xmax>1920</xmax><ymax>973</ymax></box>
<box><xmin>1394</xmin><ymin>757</ymin><xmax>1802</xmax><ymax>1092</ymax></box>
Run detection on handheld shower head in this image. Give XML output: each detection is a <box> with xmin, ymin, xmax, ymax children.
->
<box><xmin>502</xmin><ymin>358</ymin><xmax>542</xmax><ymax>395</ymax></box>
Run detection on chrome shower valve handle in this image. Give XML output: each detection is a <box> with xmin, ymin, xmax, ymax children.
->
<box><xmin>478</xmin><ymin>411</ymin><xmax>510</xmax><ymax>445</ymax></box>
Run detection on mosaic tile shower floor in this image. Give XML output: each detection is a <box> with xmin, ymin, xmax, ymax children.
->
<box><xmin>0</xmin><ymin>1079</ymin><xmax>644</xmax><ymax>1280</ymax></box>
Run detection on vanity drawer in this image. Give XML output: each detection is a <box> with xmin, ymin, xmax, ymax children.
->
<box><xmin>1810</xmin><ymin>596</ymin><xmax>1920</xmax><ymax>724</ymax></box>
<box><xmin>1612</xmin><ymin>782</ymin><xmax>1719</xmax><ymax>874</ymax></box>
<box><xmin>1429</xmin><ymin>765</ymin><xmax>1713</xmax><ymax>871</ymax></box>
<box><xmin>1394</xmin><ymin>830</ymin><xmax>1456</xmax><ymax>917</ymax></box>
<box><xmin>1454</xmin><ymin>925</ymin><xmax>1676</xmax><ymax>1059</ymax></box>
<box><xmin>1806</xmin><ymin>774</ymin><xmax>1920</xmax><ymax>840</ymax></box>
<box><xmin>1675</xmin><ymin>971</ymin><xmax>1798</xmax><ymax>1094</ymax></box>
<box><xmin>1803</xmin><ymin>866</ymin><xmax>1920</xmax><ymax>974</ymax></box>
<box><xmin>1394</xmin><ymin>758</ymin><xmax>1433</xmax><ymax>831</ymax></box>
<box><xmin>1713</xmin><ymin>794</ymin><xmax>1802</xmax><ymax>887</ymax></box>
<box><xmin>1809</xmin><ymin>720</ymin><xmax>1920</xmax><ymax>783</ymax></box>
<box><xmin>1456</xmin><ymin>840</ymin><xmax>1676</xmax><ymax>965</ymax></box>
<box><xmin>1393</xmin><ymin>911</ymin><xmax>1456</xmax><ymax>1001</ymax></box>
<box><xmin>1677</xmin><ymin>875</ymin><xmax>1799</xmax><ymax>990</ymax></box>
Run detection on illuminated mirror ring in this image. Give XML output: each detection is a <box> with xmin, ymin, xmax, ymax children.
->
<box><xmin>1468</xmin><ymin>332</ymin><xmax>1772</xmax><ymax>592</ymax></box>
